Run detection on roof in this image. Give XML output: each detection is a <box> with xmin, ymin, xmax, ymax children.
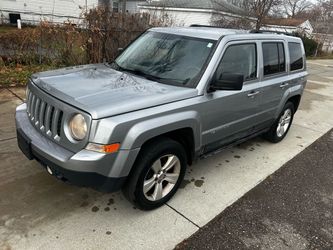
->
<box><xmin>263</xmin><ymin>18</ymin><xmax>307</xmax><ymax>27</ymax></box>
<box><xmin>139</xmin><ymin>0</ymin><xmax>247</xmax><ymax>16</ymax></box>
<box><xmin>148</xmin><ymin>26</ymin><xmax>301</xmax><ymax>41</ymax></box>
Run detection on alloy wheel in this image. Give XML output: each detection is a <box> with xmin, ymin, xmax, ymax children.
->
<box><xmin>276</xmin><ymin>108</ymin><xmax>292</xmax><ymax>137</ymax></box>
<box><xmin>143</xmin><ymin>154</ymin><xmax>181</xmax><ymax>201</ymax></box>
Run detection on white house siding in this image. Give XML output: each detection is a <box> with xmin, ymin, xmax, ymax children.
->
<box><xmin>299</xmin><ymin>20</ymin><xmax>313</xmax><ymax>35</ymax></box>
<box><xmin>262</xmin><ymin>21</ymin><xmax>313</xmax><ymax>37</ymax></box>
<box><xmin>123</xmin><ymin>1</ymin><xmax>144</xmax><ymax>13</ymax></box>
<box><xmin>140</xmin><ymin>8</ymin><xmax>213</xmax><ymax>26</ymax></box>
<box><xmin>313</xmin><ymin>33</ymin><xmax>333</xmax><ymax>53</ymax></box>
<box><xmin>0</xmin><ymin>0</ymin><xmax>98</xmax><ymax>24</ymax></box>
<box><xmin>261</xmin><ymin>25</ymin><xmax>298</xmax><ymax>34</ymax></box>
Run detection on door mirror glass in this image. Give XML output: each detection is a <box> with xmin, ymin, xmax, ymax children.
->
<box><xmin>211</xmin><ymin>73</ymin><xmax>244</xmax><ymax>91</ymax></box>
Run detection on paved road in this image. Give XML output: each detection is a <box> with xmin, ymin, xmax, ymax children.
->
<box><xmin>176</xmin><ymin>129</ymin><xmax>333</xmax><ymax>250</ymax></box>
<box><xmin>0</xmin><ymin>60</ymin><xmax>332</xmax><ymax>249</ymax></box>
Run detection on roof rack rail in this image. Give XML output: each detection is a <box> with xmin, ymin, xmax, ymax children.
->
<box><xmin>249</xmin><ymin>30</ymin><xmax>294</xmax><ymax>36</ymax></box>
<box><xmin>190</xmin><ymin>24</ymin><xmax>223</xmax><ymax>29</ymax></box>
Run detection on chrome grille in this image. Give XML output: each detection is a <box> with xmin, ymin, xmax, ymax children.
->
<box><xmin>26</xmin><ymin>87</ymin><xmax>64</xmax><ymax>141</ymax></box>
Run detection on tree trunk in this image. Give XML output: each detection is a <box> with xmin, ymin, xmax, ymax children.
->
<box><xmin>256</xmin><ymin>18</ymin><xmax>262</xmax><ymax>31</ymax></box>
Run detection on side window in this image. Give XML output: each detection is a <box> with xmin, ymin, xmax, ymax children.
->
<box><xmin>262</xmin><ymin>42</ymin><xmax>286</xmax><ymax>76</ymax></box>
<box><xmin>215</xmin><ymin>43</ymin><xmax>257</xmax><ymax>82</ymax></box>
<box><xmin>289</xmin><ymin>42</ymin><xmax>303</xmax><ymax>71</ymax></box>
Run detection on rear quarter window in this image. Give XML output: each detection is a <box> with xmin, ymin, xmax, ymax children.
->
<box><xmin>288</xmin><ymin>42</ymin><xmax>304</xmax><ymax>71</ymax></box>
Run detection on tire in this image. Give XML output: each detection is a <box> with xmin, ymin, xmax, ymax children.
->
<box><xmin>122</xmin><ymin>138</ymin><xmax>187</xmax><ymax>210</ymax></box>
<box><xmin>264</xmin><ymin>102</ymin><xmax>295</xmax><ymax>143</ymax></box>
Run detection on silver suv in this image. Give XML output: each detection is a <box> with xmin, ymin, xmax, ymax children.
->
<box><xmin>16</xmin><ymin>26</ymin><xmax>307</xmax><ymax>210</ymax></box>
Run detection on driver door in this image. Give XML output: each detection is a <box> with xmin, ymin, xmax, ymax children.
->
<box><xmin>201</xmin><ymin>41</ymin><xmax>262</xmax><ymax>152</ymax></box>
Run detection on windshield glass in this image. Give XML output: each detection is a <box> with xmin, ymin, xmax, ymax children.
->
<box><xmin>114</xmin><ymin>31</ymin><xmax>216</xmax><ymax>87</ymax></box>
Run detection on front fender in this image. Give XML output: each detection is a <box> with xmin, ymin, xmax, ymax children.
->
<box><xmin>121</xmin><ymin>111</ymin><xmax>202</xmax><ymax>151</ymax></box>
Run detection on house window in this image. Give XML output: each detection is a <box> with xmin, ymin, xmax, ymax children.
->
<box><xmin>113</xmin><ymin>1</ymin><xmax>119</xmax><ymax>12</ymax></box>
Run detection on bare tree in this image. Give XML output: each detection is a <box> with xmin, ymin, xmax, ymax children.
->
<box><xmin>320</xmin><ymin>0</ymin><xmax>333</xmax><ymax>18</ymax></box>
<box><xmin>212</xmin><ymin>0</ymin><xmax>281</xmax><ymax>30</ymax></box>
<box><xmin>282</xmin><ymin>0</ymin><xmax>313</xmax><ymax>18</ymax></box>
<box><xmin>249</xmin><ymin>0</ymin><xmax>282</xmax><ymax>30</ymax></box>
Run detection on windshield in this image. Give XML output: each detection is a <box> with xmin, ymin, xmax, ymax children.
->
<box><xmin>114</xmin><ymin>31</ymin><xmax>216</xmax><ymax>87</ymax></box>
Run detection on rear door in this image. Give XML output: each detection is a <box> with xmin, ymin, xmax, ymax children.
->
<box><xmin>200</xmin><ymin>41</ymin><xmax>262</xmax><ymax>151</ymax></box>
<box><xmin>257</xmin><ymin>40</ymin><xmax>290</xmax><ymax>127</ymax></box>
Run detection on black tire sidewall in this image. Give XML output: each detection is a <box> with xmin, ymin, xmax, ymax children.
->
<box><xmin>267</xmin><ymin>102</ymin><xmax>295</xmax><ymax>143</ymax></box>
<box><xmin>125</xmin><ymin>138</ymin><xmax>187</xmax><ymax>210</ymax></box>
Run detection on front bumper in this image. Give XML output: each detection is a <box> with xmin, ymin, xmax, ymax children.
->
<box><xmin>15</xmin><ymin>103</ymin><xmax>140</xmax><ymax>192</ymax></box>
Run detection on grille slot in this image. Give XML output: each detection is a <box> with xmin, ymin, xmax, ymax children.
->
<box><xmin>26</xmin><ymin>87</ymin><xmax>64</xmax><ymax>141</ymax></box>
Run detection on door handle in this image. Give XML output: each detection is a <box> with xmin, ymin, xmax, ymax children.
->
<box><xmin>247</xmin><ymin>91</ymin><xmax>260</xmax><ymax>98</ymax></box>
<box><xmin>280</xmin><ymin>83</ymin><xmax>289</xmax><ymax>88</ymax></box>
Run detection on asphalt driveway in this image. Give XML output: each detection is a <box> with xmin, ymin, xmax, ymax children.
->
<box><xmin>176</xmin><ymin>129</ymin><xmax>333</xmax><ymax>250</ymax></box>
<box><xmin>0</xmin><ymin>60</ymin><xmax>332</xmax><ymax>249</ymax></box>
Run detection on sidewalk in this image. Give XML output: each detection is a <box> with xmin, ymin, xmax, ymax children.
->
<box><xmin>176</xmin><ymin>129</ymin><xmax>333</xmax><ymax>250</ymax></box>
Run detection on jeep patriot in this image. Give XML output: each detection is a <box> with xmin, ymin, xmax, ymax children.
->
<box><xmin>16</xmin><ymin>26</ymin><xmax>307</xmax><ymax>210</ymax></box>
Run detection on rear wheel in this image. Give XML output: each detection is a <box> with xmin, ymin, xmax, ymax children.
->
<box><xmin>122</xmin><ymin>138</ymin><xmax>187</xmax><ymax>210</ymax></box>
<box><xmin>264</xmin><ymin>102</ymin><xmax>295</xmax><ymax>143</ymax></box>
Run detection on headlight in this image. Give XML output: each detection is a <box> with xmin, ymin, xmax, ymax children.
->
<box><xmin>69</xmin><ymin>114</ymin><xmax>87</xmax><ymax>140</ymax></box>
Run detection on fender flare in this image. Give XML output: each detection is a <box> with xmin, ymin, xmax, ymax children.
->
<box><xmin>274</xmin><ymin>84</ymin><xmax>304</xmax><ymax>119</ymax></box>
<box><xmin>121</xmin><ymin>111</ymin><xmax>202</xmax><ymax>152</ymax></box>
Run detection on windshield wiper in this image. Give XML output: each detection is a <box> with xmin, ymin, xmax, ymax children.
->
<box><xmin>121</xmin><ymin>68</ymin><xmax>159</xmax><ymax>81</ymax></box>
<box><xmin>110</xmin><ymin>61</ymin><xmax>186</xmax><ymax>85</ymax></box>
<box><xmin>113</xmin><ymin>64</ymin><xmax>162</xmax><ymax>81</ymax></box>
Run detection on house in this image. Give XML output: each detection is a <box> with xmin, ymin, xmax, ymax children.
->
<box><xmin>313</xmin><ymin>33</ymin><xmax>333</xmax><ymax>53</ymax></box>
<box><xmin>99</xmin><ymin>0</ymin><xmax>148</xmax><ymax>13</ymax></box>
<box><xmin>262</xmin><ymin>18</ymin><xmax>333</xmax><ymax>53</ymax></box>
<box><xmin>0</xmin><ymin>0</ymin><xmax>99</xmax><ymax>24</ymax></box>
<box><xmin>0</xmin><ymin>0</ymin><xmax>147</xmax><ymax>25</ymax></box>
<box><xmin>261</xmin><ymin>18</ymin><xmax>314</xmax><ymax>36</ymax></box>
<box><xmin>312</xmin><ymin>22</ymin><xmax>333</xmax><ymax>53</ymax></box>
<box><xmin>138</xmin><ymin>0</ymin><xmax>255</xmax><ymax>27</ymax></box>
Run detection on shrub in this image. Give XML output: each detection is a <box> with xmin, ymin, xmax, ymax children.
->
<box><xmin>293</xmin><ymin>33</ymin><xmax>319</xmax><ymax>57</ymax></box>
<box><xmin>0</xmin><ymin>9</ymin><xmax>173</xmax><ymax>67</ymax></box>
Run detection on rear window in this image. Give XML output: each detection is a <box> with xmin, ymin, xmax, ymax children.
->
<box><xmin>288</xmin><ymin>42</ymin><xmax>303</xmax><ymax>71</ymax></box>
<box><xmin>262</xmin><ymin>42</ymin><xmax>286</xmax><ymax>76</ymax></box>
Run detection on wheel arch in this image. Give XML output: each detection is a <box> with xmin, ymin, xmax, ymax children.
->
<box><xmin>275</xmin><ymin>86</ymin><xmax>303</xmax><ymax>119</ymax></box>
<box><xmin>287</xmin><ymin>94</ymin><xmax>302</xmax><ymax>112</ymax></box>
<box><xmin>122</xmin><ymin>111</ymin><xmax>201</xmax><ymax>166</ymax></box>
<box><xmin>140</xmin><ymin>128</ymin><xmax>196</xmax><ymax>165</ymax></box>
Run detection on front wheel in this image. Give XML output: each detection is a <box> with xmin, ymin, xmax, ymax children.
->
<box><xmin>122</xmin><ymin>138</ymin><xmax>187</xmax><ymax>210</ymax></box>
<box><xmin>264</xmin><ymin>102</ymin><xmax>295</xmax><ymax>143</ymax></box>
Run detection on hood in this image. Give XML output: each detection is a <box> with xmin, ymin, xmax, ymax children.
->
<box><xmin>31</xmin><ymin>64</ymin><xmax>198</xmax><ymax>119</ymax></box>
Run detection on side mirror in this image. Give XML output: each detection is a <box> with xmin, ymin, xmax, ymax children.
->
<box><xmin>210</xmin><ymin>73</ymin><xmax>244</xmax><ymax>91</ymax></box>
